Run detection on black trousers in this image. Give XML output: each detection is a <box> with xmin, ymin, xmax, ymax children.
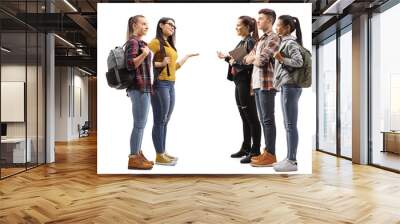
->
<box><xmin>234</xmin><ymin>80</ymin><xmax>261</xmax><ymax>152</ymax></box>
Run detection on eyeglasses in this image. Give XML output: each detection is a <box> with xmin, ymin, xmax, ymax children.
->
<box><xmin>165</xmin><ymin>22</ymin><xmax>176</xmax><ymax>29</ymax></box>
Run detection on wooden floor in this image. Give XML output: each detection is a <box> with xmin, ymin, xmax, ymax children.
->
<box><xmin>1</xmin><ymin>135</ymin><xmax>400</xmax><ymax>223</ymax></box>
<box><xmin>0</xmin><ymin>167</ymin><xmax>26</xmax><ymax>178</ymax></box>
<box><xmin>373</xmin><ymin>151</ymin><xmax>400</xmax><ymax>171</ymax></box>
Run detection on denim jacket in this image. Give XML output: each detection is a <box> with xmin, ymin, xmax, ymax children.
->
<box><xmin>273</xmin><ymin>35</ymin><xmax>303</xmax><ymax>89</ymax></box>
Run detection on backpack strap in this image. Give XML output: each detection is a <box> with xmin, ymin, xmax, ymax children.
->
<box><xmin>125</xmin><ymin>38</ymin><xmax>141</xmax><ymax>72</ymax></box>
<box><xmin>278</xmin><ymin>39</ymin><xmax>288</xmax><ymax>53</ymax></box>
<box><xmin>162</xmin><ymin>41</ymin><xmax>171</xmax><ymax>77</ymax></box>
<box><xmin>156</xmin><ymin>38</ymin><xmax>171</xmax><ymax>77</ymax></box>
<box><xmin>122</xmin><ymin>40</ymin><xmax>129</xmax><ymax>49</ymax></box>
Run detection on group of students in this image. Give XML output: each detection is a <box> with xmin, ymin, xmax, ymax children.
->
<box><xmin>217</xmin><ymin>8</ymin><xmax>305</xmax><ymax>172</ymax></box>
<box><xmin>125</xmin><ymin>8</ymin><xmax>304</xmax><ymax>172</ymax></box>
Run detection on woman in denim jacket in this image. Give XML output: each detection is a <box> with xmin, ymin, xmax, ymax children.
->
<box><xmin>273</xmin><ymin>15</ymin><xmax>304</xmax><ymax>172</ymax></box>
<box><xmin>217</xmin><ymin>16</ymin><xmax>261</xmax><ymax>163</ymax></box>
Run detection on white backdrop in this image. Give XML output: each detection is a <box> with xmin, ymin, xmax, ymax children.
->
<box><xmin>97</xmin><ymin>3</ymin><xmax>314</xmax><ymax>174</ymax></box>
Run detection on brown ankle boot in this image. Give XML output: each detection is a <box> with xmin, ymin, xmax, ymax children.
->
<box><xmin>128</xmin><ymin>154</ymin><xmax>153</xmax><ymax>170</ymax></box>
<box><xmin>139</xmin><ymin>150</ymin><xmax>154</xmax><ymax>165</ymax></box>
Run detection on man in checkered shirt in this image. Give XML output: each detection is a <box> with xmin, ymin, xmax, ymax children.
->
<box><xmin>244</xmin><ymin>8</ymin><xmax>281</xmax><ymax>166</ymax></box>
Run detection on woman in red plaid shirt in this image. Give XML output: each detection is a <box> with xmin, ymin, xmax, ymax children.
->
<box><xmin>125</xmin><ymin>15</ymin><xmax>154</xmax><ymax>170</ymax></box>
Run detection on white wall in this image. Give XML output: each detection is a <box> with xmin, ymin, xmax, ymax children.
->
<box><xmin>1</xmin><ymin>65</ymin><xmax>26</xmax><ymax>140</ymax></box>
<box><xmin>1</xmin><ymin>65</ymin><xmax>39</xmax><ymax>138</ymax></box>
<box><xmin>1</xmin><ymin>82</ymin><xmax>25</xmax><ymax>123</ymax></box>
<box><xmin>55</xmin><ymin>66</ymin><xmax>69</xmax><ymax>141</ymax></box>
<box><xmin>312</xmin><ymin>45</ymin><xmax>317</xmax><ymax>150</ymax></box>
<box><xmin>55</xmin><ymin>67</ymin><xmax>89</xmax><ymax>141</ymax></box>
<box><xmin>1</xmin><ymin>64</ymin><xmax>45</xmax><ymax>164</ymax></box>
<box><xmin>75</xmin><ymin>72</ymin><xmax>89</xmax><ymax>123</ymax></box>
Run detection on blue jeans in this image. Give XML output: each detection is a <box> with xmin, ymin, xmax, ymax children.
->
<box><xmin>254</xmin><ymin>88</ymin><xmax>276</xmax><ymax>155</ymax></box>
<box><xmin>281</xmin><ymin>85</ymin><xmax>302</xmax><ymax>161</ymax></box>
<box><xmin>151</xmin><ymin>81</ymin><xmax>175</xmax><ymax>153</ymax></box>
<box><xmin>128</xmin><ymin>89</ymin><xmax>150</xmax><ymax>155</ymax></box>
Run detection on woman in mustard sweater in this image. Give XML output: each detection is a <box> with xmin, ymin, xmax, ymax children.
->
<box><xmin>148</xmin><ymin>17</ymin><xmax>198</xmax><ymax>166</ymax></box>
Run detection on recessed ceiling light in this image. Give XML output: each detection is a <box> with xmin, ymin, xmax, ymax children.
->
<box><xmin>323</xmin><ymin>0</ymin><xmax>355</xmax><ymax>15</ymax></box>
<box><xmin>63</xmin><ymin>0</ymin><xmax>78</xmax><ymax>12</ymax></box>
<box><xmin>78</xmin><ymin>67</ymin><xmax>93</xmax><ymax>76</ymax></box>
<box><xmin>1</xmin><ymin>47</ymin><xmax>11</xmax><ymax>53</ymax></box>
<box><xmin>54</xmin><ymin>34</ymin><xmax>75</xmax><ymax>48</ymax></box>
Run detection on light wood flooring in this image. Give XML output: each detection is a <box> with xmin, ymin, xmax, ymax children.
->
<box><xmin>372</xmin><ymin>151</ymin><xmax>400</xmax><ymax>171</ymax></box>
<box><xmin>1</xmin><ymin>134</ymin><xmax>400</xmax><ymax>223</ymax></box>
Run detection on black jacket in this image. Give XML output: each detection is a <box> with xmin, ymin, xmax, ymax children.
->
<box><xmin>225</xmin><ymin>35</ymin><xmax>255</xmax><ymax>82</ymax></box>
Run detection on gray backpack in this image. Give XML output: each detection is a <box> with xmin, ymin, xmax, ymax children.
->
<box><xmin>106</xmin><ymin>41</ymin><xmax>136</xmax><ymax>89</ymax></box>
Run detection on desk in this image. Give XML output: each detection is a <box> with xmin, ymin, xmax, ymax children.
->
<box><xmin>1</xmin><ymin>138</ymin><xmax>31</xmax><ymax>163</ymax></box>
<box><xmin>381</xmin><ymin>131</ymin><xmax>400</xmax><ymax>154</ymax></box>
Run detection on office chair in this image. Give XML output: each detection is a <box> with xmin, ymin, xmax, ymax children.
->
<box><xmin>79</xmin><ymin>121</ymin><xmax>90</xmax><ymax>138</ymax></box>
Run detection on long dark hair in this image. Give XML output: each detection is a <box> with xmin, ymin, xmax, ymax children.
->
<box><xmin>238</xmin><ymin>16</ymin><xmax>259</xmax><ymax>42</ymax></box>
<box><xmin>278</xmin><ymin>15</ymin><xmax>303</xmax><ymax>46</ymax></box>
<box><xmin>155</xmin><ymin>17</ymin><xmax>177</xmax><ymax>51</ymax></box>
<box><xmin>126</xmin><ymin>15</ymin><xmax>144</xmax><ymax>41</ymax></box>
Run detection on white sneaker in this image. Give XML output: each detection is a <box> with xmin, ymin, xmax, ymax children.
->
<box><xmin>272</xmin><ymin>158</ymin><xmax>287</xmax><ymax>167</ymax></box>
<box><xmin>273</xmin><ymin>159</ymin><xmax>298</xmax><ymax>172</ymax></box>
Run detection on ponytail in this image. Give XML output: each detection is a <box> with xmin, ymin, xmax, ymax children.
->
<box><xmin>238</xmin><ymin>16</ymin><xmax>259</xmax><ymax>42</ymax></box>
<box><xmin>292</xmin><ymin>17</ymin><xmax>303</xmax><ymax>46</ymax></box>
<box><xmin>277</xmin><ymin>15</ymin><xmax>303</xmax><ymax>46</ymax></box>
<box><xmin>126</xmin><ymin>15</ymin><xmax>144</xmax><ymax>41</ymax></box>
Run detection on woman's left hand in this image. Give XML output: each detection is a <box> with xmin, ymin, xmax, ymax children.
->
<box><xmin>274</xmin><ymin>52</ymin><xmax>284</xmax><ymax>63</ymax></box>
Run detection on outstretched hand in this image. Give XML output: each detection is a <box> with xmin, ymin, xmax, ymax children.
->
<box><xmin>177</xmin><ymin>53</ymin><xmax>199</xmax><ymax>67</ymax></box>
<box><xmin>187</xmin><ymin>53</ymin><xmax>200</xmax><ymax>58</ymax></box>
<box><xmin>216</xmin><ymin>51</ymin><xmax>227</xmax><ymax>59</ymax></box>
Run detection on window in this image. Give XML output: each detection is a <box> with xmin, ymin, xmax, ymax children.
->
<box><xmin>370</xmin><ymin>3</ymin><xmax>400</xmax><ymax>171</ymax></box>
<box><xmin>317</xmin><ymin>35</ymin><xmax>337</xmax><ymax>155</ymax></box>
<box><xmin>339</xmin><ymin>27</ymin><xmax>352</xmax><ymax>158</ymax></box>
<box><xmin>0</xmin><ymin>1</ymin><xmax>47</xmax><ymax>179</ymax></box>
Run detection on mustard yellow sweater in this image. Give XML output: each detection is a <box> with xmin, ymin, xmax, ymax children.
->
<box><xmin>148</xmin><ymin>38</ymin><xmax>181</xmax><ymax>81</ymax></box>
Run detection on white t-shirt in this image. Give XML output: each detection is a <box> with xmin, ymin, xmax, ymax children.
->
<box><xmin>251</xmin><ymin>42</ymin><xmax>262</xmax><ymax>89</ymax></box>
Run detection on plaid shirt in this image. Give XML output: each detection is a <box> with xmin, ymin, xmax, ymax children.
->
<box><xmin>250</xmin><ymin>31</ymin><xmax>280</xmax><ymax>91</ymax></box>
<box><xmin>125</xmin><ymin>37</ymin><xmax>152</xmax><ymax>93</ymax></box>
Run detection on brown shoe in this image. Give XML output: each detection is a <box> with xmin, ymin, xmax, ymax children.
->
<box><xmin>139</xmin><ymin>150</ymin><xmax>154</xmax><ymax>165</ymax></box>
<box><xmin>251</xmin><ymin>148</ymin><xmax>267</xmax><ymax>162</ymax></box>
<box><xmin>250</xmin><ymin>151</ymin><xmax>276</xmax><ymax>167</ymax></box>
<box><xmin>128</xmin><ymin>154</ymin><xmax>153</xmax><ymax>170</ymax></box>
